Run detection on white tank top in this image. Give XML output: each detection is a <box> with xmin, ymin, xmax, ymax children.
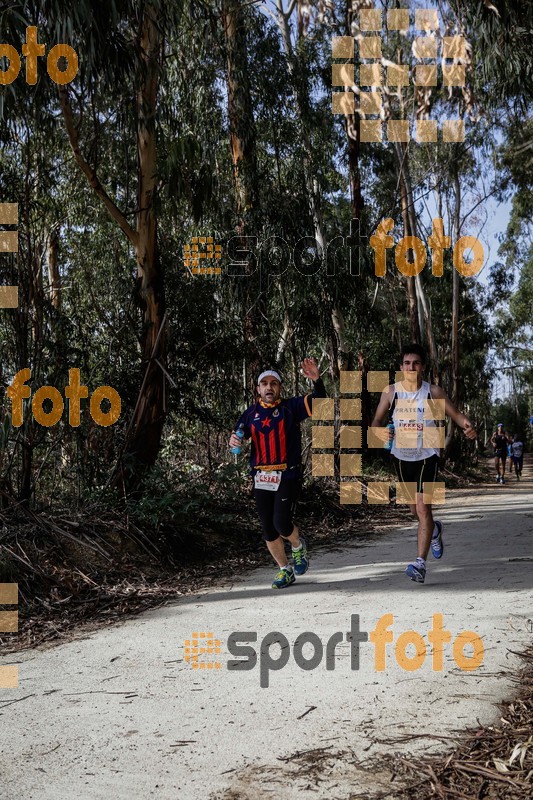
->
<box><xmin>390</xmin><ymin>380</ymin><xmax>440</xmax><ymax>462</ymax></box>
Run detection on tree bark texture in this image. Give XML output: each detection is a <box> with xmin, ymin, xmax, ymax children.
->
<box><xmin>59</xmin><ymin>2</ymin><xmax>167</xmax><ymax>490</ymax></box>
<box><xmin>222</xmin><ymin>0</ymin><xmax>263</xmax><ymax>392</ymax></box>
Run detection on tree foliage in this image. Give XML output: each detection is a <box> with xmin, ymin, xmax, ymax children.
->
<box><xmin>0</xmin><ymin>0</ymin><xmax>530</xmax><ymax>511</ymax></box>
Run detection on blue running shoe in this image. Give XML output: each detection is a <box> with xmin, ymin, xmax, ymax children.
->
<box><xmin>431</xmin><ymin>520</ymin><xmax>444</xmax><ymax>559</ymax></box>
<box><xmin>272</xmin><ymin>566</ymin><xmax>295</xmax><ymax>589</ymax></box>
<box><xmin>405</xmin><ymin>561</ymin><xmax>426</xmax><ymax>583</ymax></box>
<box><xmin>292</xmin><ymin>536</ymin><xmax>309</xmax><ymax>575</ymax></box>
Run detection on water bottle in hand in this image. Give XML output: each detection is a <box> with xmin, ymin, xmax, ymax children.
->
<box><xmin>385</xmin><ymin>422</ymin><xmax>394</xmax><ymax>451</ymax></box>
<box><xmin>231</xmin><ymin>424</ymin><xmax>245</xmax><ymax>455</ymax></box>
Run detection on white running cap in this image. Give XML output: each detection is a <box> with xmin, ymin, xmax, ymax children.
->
<box><xmin>257</xmin><ymin>369</ymin><xmax>282</xmax><ymax>384</ymax></box>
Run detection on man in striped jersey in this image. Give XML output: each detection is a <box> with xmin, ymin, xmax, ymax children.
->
<box><xmin>229</xmin><ymin>358</ymin><xmax>326</xmax><ymax>589</ymax></box>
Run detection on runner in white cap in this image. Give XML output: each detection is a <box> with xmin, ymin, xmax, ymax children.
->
<box><xmin>229</xmin><ymin>358</ymin><xmax>326</xmax><ymax>589</ymax></box>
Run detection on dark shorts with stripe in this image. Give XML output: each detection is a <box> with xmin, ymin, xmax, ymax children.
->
<box><xmin>391</xmin><ymin>454</ymin><xmax>439</xmax><ymax>496</ymax></box>
<box><xmin>253</xmin><ymin>478</ymin><xmax>301</xmax><ymax>541</ymax></box>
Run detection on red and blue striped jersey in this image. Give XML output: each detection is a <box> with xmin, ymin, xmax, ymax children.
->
<box><xmin>234</xmin><ymin>379</ymin><xmax>326</xmax><ymax>480</ymax></box>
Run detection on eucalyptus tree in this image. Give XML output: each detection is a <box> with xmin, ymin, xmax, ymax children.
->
<box><xmin>448</xmin><ymin>0</ymin><xmax>532</xmax><ymax>106</ymax></box>
<box><xmin>1</xmin><ymin>0</ymin><xmax>184</xmax><ymax>491</ymax></box>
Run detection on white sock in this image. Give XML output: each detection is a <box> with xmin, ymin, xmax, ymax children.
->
<box><xmin>292</xmin><ymin>542</ymin><xmax>302</xmax><ymax>551</ymax></box>
<box><xmin>415</xmin><ymin>556</ymin><xmax>426</xmax><ymax>567</ymax></box>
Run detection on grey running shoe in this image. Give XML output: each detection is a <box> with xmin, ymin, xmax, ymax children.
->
<box><xmin>431</xmin><ymin>520</ymin><xmax>444</xmax><ymax>559</ymax></box>
<box><xmin>405</xmin><ymin>562</ymin><xmax>426</xmax><ymax>583</ymax></box>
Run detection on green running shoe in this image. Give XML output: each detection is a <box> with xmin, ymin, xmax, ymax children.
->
<box><xmin>271</xmin><ymin>566</ymin><xmax>295</xmax><ymax>589</ymax></box>
<box><xmin>292</xmin><ymin>536</ymin><xmax>309</xmax><ymax>575</ymax></box>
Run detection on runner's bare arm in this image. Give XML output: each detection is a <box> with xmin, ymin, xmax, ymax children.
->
<box><xmin>430</xmin><ymin>385</ymin><xmax>477</xmax><ymax>439</ymax></box>
<box><xmin>371</xmin><ymin>386</ymin><xmax>394</xmax><ymax>427</ymax></box>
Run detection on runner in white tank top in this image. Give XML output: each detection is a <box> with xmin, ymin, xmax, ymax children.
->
<box><xmin>371</xmin><ymin>344</ymin><xmax>477</xmax><ymax>584</ymax></box>
<box><xmin>390</xmin><ymin>379</ymin><xmax>440</xmax><ymax>462</ymax></box>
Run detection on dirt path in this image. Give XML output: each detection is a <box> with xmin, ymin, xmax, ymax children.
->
<box><xmin>1</xmin><ymin>465</ymin><xmax>532</xmax><ymax>799</ymax></box>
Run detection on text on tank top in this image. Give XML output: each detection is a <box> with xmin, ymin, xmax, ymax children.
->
<box><xmin>390</xmin><ymin>380</ymin><xmax>440</xmax><ymax>462</ymax></box>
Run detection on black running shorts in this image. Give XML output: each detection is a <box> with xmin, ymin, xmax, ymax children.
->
<box><xmin>391</xmin><ymin>454</ymin><xmax>439</xmax><ymax>495</ymax></box>
<box><xmin>253</xmin><ymin>478</ymin><xmax>301</xmax><ymax>541</ymax></box>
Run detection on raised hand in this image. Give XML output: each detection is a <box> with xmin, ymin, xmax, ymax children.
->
<box><xmin>300</xmin><ymin>357</ymin><xmax>320</xmax><ymax>381</ymax></box>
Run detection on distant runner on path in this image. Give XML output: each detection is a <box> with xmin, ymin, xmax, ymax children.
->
<box><xmin>229</xmin><ymin>359</ymin><xmax>326</xmax><ymax>590</ymax></box>
<box><xmin>491</xmin><ymin>423</ymin><xmax>509</xmax><ymax>484</ymax></box>
<box><xmin>371</xmin><ymin>343</ymin><xmax>477</xmax><ymax>584</ymax></box>
<box><xmin>511</xmin><ymin>433</ymin><xmax>524</xmax><ymax>480</ymax></box>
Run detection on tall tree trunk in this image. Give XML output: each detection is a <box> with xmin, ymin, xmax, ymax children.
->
<box><xmin>445</xmin><ymin>168</ymin><xmax>461</xmax><ymax>454</ymax></box>
<box><xmin>222</xmin><ymin>0</ymin><xmax>263</xmax><ymax>392</ymax></box>
<box><xmin>344</xmin><ymin>0</ymin><xmax>369</xmax><ymax>424</ymax></box>
<box><xmin>17</xmin><ymin>135</ymin><xmax>46</xmax><ymax>504</ymax></box>
<box><xmin>222</xmin><ymin>0</ymin><xmax>259</xmax><ymax>223</ymax></box>
<box><xmin>345</xmin><ymin>0</ymin><xmax>363</xmax><ymax>219</ymax></box>
<box><xmin>276</xmin><ymin>281</ymin><xmax>299</xmax><ymax>393</ymax></box>
<box><xmin>451</xmin><ymin>171</ymin><xmax>460</xmax><ymax>406</ymax></box>
<box><xmin>359</xmin><ymin>350</ymin><xmax>371</xmax><ymax>453</ymax></box>
<box><xmin>18</xmin><ymin>154</ymin><xmax>34</xmax><ymax>503</ymax></box>
<box><xmin>275</xmin><ymin>0</ymin><xmax>350</xmax><ymax>373</ymax></box>
<box><xmin>47</xmin><ymin>224</ymin><xmax>61</xmax><ymax>311</ymax></box>
<box><xmin>59</xmin><ymin>2</ymin><xmax>166</xmax><ymax>490</ymax></box>
<box><xmin>395</xmin><ymin>142</ymin><xmax>440</xmax><ymax>379</ymax></box>
<box><xmin>127</xmin><ymin>1</ymin><xmax>166</xmax><ymax>478</ymax></box>
<box><xmin>397</xmin><ymin>148</ymin><xmax>421</xmax><ymax>344</ymax></box>
<box><xmin>275</xmin><ymin>0</ymin><xmax>324</xmax><ymax>253</ymax></box>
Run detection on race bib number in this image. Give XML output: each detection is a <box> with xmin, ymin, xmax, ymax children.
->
<box><xmin>254</xmin><ymin>470</ymin><xmax>282</xmax><ymax>491</ymax></box>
